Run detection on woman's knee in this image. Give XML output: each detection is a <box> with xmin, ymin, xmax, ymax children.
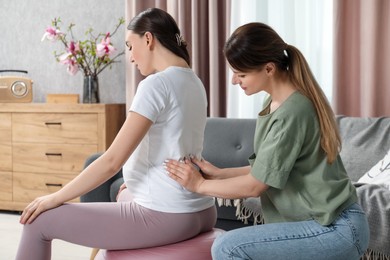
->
<box><xmin>211</xmin><ymin>230</ymin><xmax>243</xmax><ymax>259</ymax></box>
<box><xmin>211</xmin><ymin>232</ymin><xmax>229</xmax><ymax>259</ymax></box>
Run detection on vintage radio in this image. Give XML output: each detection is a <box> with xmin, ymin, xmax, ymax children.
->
<box><xmin>0</xmin><ymin>70</ymin><xmax>33</xmax><ymax>103</ymax></box>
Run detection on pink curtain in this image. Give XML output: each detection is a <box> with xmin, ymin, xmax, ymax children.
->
<box><xmin>125</xmin><ymin>0</ymin><xmax>230</xmax><ymax>117</ymax></box>
<box><xmin>333</xmin><ymin>0</ymin><xmax>390</xmax><ymax>117</ymax></box>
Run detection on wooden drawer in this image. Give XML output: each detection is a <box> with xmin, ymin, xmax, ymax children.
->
<box><xmin>12</xmin><ymin>113</ymin><xmax>98</xmax><ymax>144</ymax></box>
<box><xmin>0</xmin><ymin>172</ymin><xmax>12</xmax><ymax>201</ymax></box>
<box><xmin>0</xmin><ymin>113</ymin><xmax>12</xmax><ymax>171</ymax></box>
<box><xmin>13</xmin><ymin>143</ymin><xmax>97</xmax><ymax>174</ymax></box>
<box><xmin>13</xmin><ymin>172</ymin><xmax>78</xmax><ymax>202</ymax></box>
<box><xmin>0</xmin><ymin>113</ymin><xmax>11</xmax><ymax>131</ymax></box>
<box><xmin>0</xmin><ymin>141</ymin><xmax>12</xmax><ymax>171</ymax></box>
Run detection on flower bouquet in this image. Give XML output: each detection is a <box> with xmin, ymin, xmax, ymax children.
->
<box><xmin>41</xmin><ymin>17</ymin><xmax>125</xmax><ymax>103</ymax></box>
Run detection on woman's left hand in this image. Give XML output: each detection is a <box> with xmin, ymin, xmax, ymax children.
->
<box><xmin>164</xmin><ymin>158</ymin><xmax>205</xmax><ymax>192</ymax></box>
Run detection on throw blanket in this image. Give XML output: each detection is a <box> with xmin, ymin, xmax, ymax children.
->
<box><xmin>355</xmin><ymin>183</ymin><xmax>390</xmax><ymax>260</ymax></box>
<box><xmin>219</xmin><ymin>183</ymin><xmax>390</xmax><ymax>260</ymax></box>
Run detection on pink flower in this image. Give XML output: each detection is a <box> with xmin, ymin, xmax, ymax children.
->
<box><xmin>68</xmin><ymin>41</ymin><xmax>80</xmax><ymax>55</ymax></box>
<box><xmin>41</xmin><ymin>26</ymin><xmax>63</xmax><ymax>42</ymax></box>
<box><xmin>59</xmin><ymin>53</ymin><xmax>79</xmax><ymax>75</ymax></box>
<box><xmin>96</xmin><ymin>33</ymin><xmax>116</xmax><ymax>58</ymax></box>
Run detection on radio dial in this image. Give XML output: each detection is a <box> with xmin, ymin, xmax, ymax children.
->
<box><xmin>11</xmin><ymin>81</ymin><xmax>28</xmax><ymax>97</ymax></box>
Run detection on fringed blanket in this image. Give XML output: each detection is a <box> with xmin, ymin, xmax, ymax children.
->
<box><xmin>355</xmin><ymin>183</ymin><xmax>390</xmax><ymax>260</ymax></box>
<box><xmin>361</xmin><ymin>249</ymin><xmax>390</xmax><ymax>260</ymax></box>
<box><xmin>216</xmin><ymin>197</ymin><xmax>264</xmax><ymax>225</ymax></box>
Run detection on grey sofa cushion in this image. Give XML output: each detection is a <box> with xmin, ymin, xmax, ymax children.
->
<box><xmin>202</xmin><ymin>118</ymin><xmax>256</xmax><ymax>168</ymax></box>
<box><xmin>202</xmin><ymin>118</ymin><xmax>256</xmax><ymax>224</ymax></box>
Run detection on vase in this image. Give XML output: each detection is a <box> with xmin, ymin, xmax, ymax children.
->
<box><xmin>83</xmin><ymin>75</ymin><xmax>100</xmax><ymax>103</ymax></box>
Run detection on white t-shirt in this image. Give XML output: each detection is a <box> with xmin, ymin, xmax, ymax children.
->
<box><xmin>123</xmin><ymin>66</ymin><xmax>215</xmax><ymax>213</ymax></box>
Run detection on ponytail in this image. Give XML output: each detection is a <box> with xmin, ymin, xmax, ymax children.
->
<box><xmin>285</xmin><ymin>45</ymin><xmax>341</xmax><ymax>163</ymax></box>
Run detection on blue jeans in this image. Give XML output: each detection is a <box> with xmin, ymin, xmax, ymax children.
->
<box><xmin>212</xmin><ymin>203</ymin><xmax>369</xmax><ymax>260</ymax></box>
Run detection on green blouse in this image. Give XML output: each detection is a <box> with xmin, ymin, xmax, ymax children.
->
<box><xmin>249</xmin><ymin>91</ymin><xmax>357</xmax><ymax>225</ymax></box>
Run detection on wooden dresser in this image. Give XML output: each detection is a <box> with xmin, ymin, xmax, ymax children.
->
<box><xmin>0</xmin><ymin>103</ymin><xmax>126</xmax><ymax>211</ymax></box>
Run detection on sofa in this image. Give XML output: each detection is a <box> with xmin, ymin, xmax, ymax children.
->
<box><xmin>81</xmin><ymin>116</ymin><xmax>390</xmax><ymax>259</ymax></box>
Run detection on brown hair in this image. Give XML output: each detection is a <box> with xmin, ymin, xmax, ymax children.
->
<box><xmin>224</xmin><ymin>22</ymin><xmax>340</xmax><ymax>163</ymax></box>
<box><xmin>127</xmin><ymin>8</ymin><xmax>190</xmax><ymax>66</ymax></box>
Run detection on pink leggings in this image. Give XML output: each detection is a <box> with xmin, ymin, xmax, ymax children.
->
<box><xmin>15</xmin><ymin>189</ymin><xmax>217</xmax><ymax>260</ymax></box>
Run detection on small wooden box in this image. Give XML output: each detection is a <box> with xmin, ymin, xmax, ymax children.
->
<box><xmin>46</xmin><ymin>94</ymin><xmax>79</xmax><ymax>103</ymax></box>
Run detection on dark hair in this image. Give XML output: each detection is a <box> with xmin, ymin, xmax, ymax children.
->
<box><xmin>127</xmin><ymin>8</ymin><xmax>190</xmax><ymax>66</ymax></box>
<box><xmin>224</xmin><ymin>23</ymin><xmax>288</xmax><ymax>72</ymax></box>
<box><xmin>224</xmin><ymin>22</ymin><xmax>341</xmax><ymax>164</ymax></box>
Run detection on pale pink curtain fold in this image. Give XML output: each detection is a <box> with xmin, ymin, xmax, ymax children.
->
<box><xmin>333</xmin><ymin>0</ymin><xmax>390</xmax><ymax>117</ymax></box>
<box><xmin>125</xmin><ymin>0</ymin><xmax>230</xmax><ymax>117</ymax></box>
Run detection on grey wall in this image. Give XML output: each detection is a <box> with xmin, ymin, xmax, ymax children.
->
<box><xmin>0</xmin><ymin>0</ymin><xmax>126</xmax><ymax>104</ymax></box>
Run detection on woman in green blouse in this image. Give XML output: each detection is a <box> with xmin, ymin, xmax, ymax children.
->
<box><xmin>165</xmin><ymin>22</ymin><xmax>369</xmax><ymax>260</ymax></box>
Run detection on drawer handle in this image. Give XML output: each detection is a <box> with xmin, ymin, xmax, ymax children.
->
<box><xmin>45</xmin><ymin>183</ymin><xmax>63</xmax><ymax>187</ymax></box>
<box><xmin>45</xmin><ymin>122</ymin><xmax>62</xmax><ymax>126</ymax></box>
<box><xmin>45</xmin><ymin>152</ymin><xmax>63</xmax><ymax>157</ymax></box>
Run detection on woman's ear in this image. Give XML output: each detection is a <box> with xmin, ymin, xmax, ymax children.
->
<box><xmin>144</xmin><ymin>32</ymin><xmax>154</xmax><ymax>49</ymax></box>
<box><xmin>265</xmin><ymin>62</ymin><xmax>276</xmax><ymax>76</ymax></box>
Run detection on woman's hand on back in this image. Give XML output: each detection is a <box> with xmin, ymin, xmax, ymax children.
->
<box><xmin>191</xmin><ymin>157</ymin><xmax>222</xmax><ymax>180</ymax></box>
<box><xmin>165</xmin><ymin>158</ymin><xmax>206</xmax><ymax>192</ymax></box>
